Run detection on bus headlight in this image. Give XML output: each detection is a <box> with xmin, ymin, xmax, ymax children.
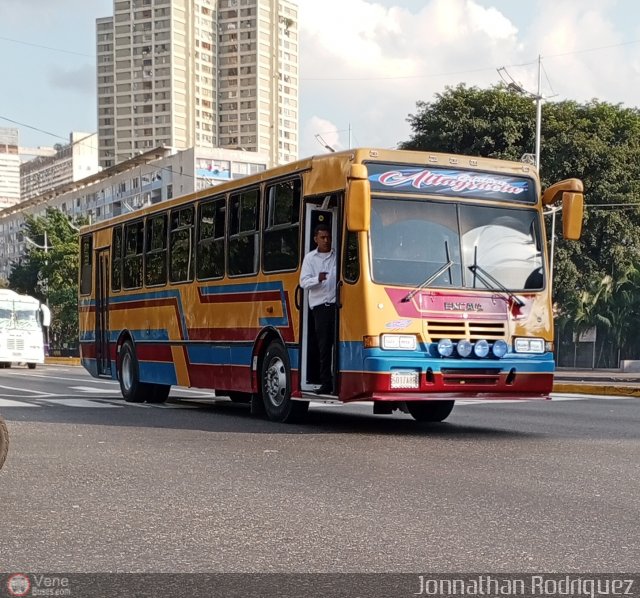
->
<box><xmin>381</xmin><ymin>334</ymin><xmax>417</xmax><ymax>351</ymax></box>
<box><xmin>473</xmin><ymin>339</ymin><xmax>490</xmax><ymax>358</ymax></box>
<box><xmin>456</xmin><ymin>339</ymin><xmax>472</xmax><ymax>357</ymax></box>
<box><xmin>514</xmin><ymin>337</ymin><xmax>545</xmax><ymax>354</ymax></box>
<box><xmin>437</xmin><ymin>338</ymin><xmax>453</xmax><ymax>357</ymax></box>
<box><xmin>492</xmin><ymin>339</ymin><xmax>508</xmax><ymax>358</ymax></box>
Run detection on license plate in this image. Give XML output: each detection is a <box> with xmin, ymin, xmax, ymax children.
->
<box><xmin>390</xmin><ymin>371</ymin><xmax>420</xmax><ymax>389</ymax></box>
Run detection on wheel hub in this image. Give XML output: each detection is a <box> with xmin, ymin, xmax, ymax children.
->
<box><xmin>265</xmin><ymin>357</ymin><xmax>286</xmax><ymax>406</ymax></box>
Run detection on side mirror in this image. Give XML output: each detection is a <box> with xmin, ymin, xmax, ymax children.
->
<box><xmin>346</xmin><ymin>164</ymin><xmax>370</xmax><ymax>232</ymax></box>
<box><xmin>562</xmin><ymin>192</ymin><xmax>584</xmax><ymax>240</ymax></box>
<box><xmin>40</xmin><ymin>304</ymin><xmax>51</xmax><ymax>327</ymax></box>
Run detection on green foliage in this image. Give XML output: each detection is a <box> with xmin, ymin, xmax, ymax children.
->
<box><xmin>401</xmin><ymin>84</ymin><xmax>640</xmax><ymax>359</ymax></box>
<box><xmin>8</xmin><ymin>209</ymin><xmax>86</xmax><ymax>351</ymax></box>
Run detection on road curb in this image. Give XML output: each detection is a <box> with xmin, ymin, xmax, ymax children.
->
<box><xmin>553</xmin><ymin>382</ymin><xmax>640</xmax><ymax>397</ymax></box>
<box><xmin>45</xmin><ymin>357</ymin><xmax>81</xmax><ymax>366</ymax></box>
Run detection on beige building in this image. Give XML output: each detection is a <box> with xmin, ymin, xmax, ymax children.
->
<box><xmin>97</xmin><ymin>0</ymin><xmax>299</xmax><ymax>170</ymax></box>
<box><xmin>20</xmin><ymin>132</ymin><xmax>101</xmax><ymax>202</ymax></box>
<box><xmin>0</xmin><ymin>145</ymin><xmax>268</xmax><ymax>280</ymax></box>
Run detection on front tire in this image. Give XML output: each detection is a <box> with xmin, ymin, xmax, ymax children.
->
<box><xmin>27</xmin><ymin>363</ymin><xmax>36</xmax><ymax>370</ymax></box>
<box><xmin>0</xmin><ymin>417</ymin><xmax>9</xmax><ymax>471</ymax></box>
<box><xmin>260</xmin><ymin>341</ymin><xmax>308</xmax><ymax>423</ymax></box>
<box><xmin>407</xmin><ymin>400</ymin><xmax>454</xmax><ymax>422</ymax></box>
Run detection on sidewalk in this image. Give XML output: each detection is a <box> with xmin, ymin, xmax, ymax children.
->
<box><xmin>553</xmin><ymin>369</ymin><xmax>640</xmax><ymax>397</ymax></box>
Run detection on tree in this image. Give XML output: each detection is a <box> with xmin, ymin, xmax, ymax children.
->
<box><xmin>400</xmin><ymin>84</ymin><xmax>640</xmax><ymax>360</ymax></box>
<box><xmin>9</xmin><ymin>209</ymin><xmax>86</xmax><ymax>352</ymax></box>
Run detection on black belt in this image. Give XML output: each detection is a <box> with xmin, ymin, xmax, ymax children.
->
<box><xmin>313</xmin><ymin>303</ymin><xmax>335</xmax><ymax>309</ymax></box>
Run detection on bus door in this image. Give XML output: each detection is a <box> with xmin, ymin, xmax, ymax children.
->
<box><xmin>299</xmin><ymin>197</ymin><xmax>339</xmax><ymax>394</ymax></box>
<box><xmin>95</xmin><ymin>248</ymin><xmax>111</xmax><ymax>377</ymax></box>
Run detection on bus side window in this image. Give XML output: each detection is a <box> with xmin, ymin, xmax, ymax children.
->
<box><xmin>80</xmin><ymin>235</ymin><xmax>93</xmax><ymax>295</ymax></box>
<box><xmin>169</xmin><ymin>205</ymin><xmax>195</xmax><ymax>283</ymax></box>
<box><xmin>145</xmin><ymin>212</ymin><xmax>168</xmax><ymax>287</ymax></box>
<box><xmin>112</xmin><ymin>226</ymin><xmax>123</xmax><ymax>292</ymax></box>
<box><xmin>343</xmin><ymin>231</ymin><xmax>359</xmax><ymax>283</ymax></box>
<box><xmin>263</xmin><ymin>178</ymin><xmax>300</xmax><ymax>273</ymax></box>
<box><xmin>197</xmin><ymin>197</ymin><xmax>226</xmax><ymax>280</ymax></box>
<box><xmin>123</xmin><ymin>221</ymin><xmax>144</xmax><ymax>289</ymax></box>
<box><xmin>228</xmin><ymin>189</ymin><xmax>260</xmax><ymax>277</ymax></box>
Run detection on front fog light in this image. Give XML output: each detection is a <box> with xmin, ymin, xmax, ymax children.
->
<box><xmin>437</xmin><ymin>338</ymin><xmax>453</xmax><ymax>357</ymax></box>
<box><xmin>492</xmin><ymin>339</ymin><xmax>508</xmax><ymax>358</ymax></box>
<box><xmin>456</xmin><ymin>339</ymin><xmax>472</xmax><ymax>357</ymax></box>
<box><xmin>473</xmin><ymin>339</ymin><xmax>490</xmax><ymax>358</ymax></box>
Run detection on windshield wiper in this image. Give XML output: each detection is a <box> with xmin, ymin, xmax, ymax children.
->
<box><xmin>468</xmin><ymin>256</ymin><xmax>524</xmax><ymax>308</ymax></box>
<box><xmin>402</xmin><ymin>241</ymin><xmax>453</xmax><ymax>303</ymax></box>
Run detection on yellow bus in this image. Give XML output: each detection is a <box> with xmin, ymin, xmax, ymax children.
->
<box><xmin>78</xmin><ymin>148</ymin><xmax>583</xmax><ymax>423</ymax></box>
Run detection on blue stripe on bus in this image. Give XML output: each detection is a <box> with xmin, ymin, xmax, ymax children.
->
<box><xmin>138</xmin><ymin>361</ymin><xmax>177</xmax><ymax>386</ymax></box>
<box><xmin>338</xmin><ymin>341</ymin><xmax>554</xmax><ymax>373</ymax></box>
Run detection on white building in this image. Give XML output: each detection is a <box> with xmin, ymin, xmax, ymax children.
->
<box><xmin>0</xmin><ymin>128</ymin><xmax>21</xmax><ymax>209</ymax></box>
<box><xmin>21</xmin><ymin>132</ymin><xmax>101</xmax><ymax>202</ymax></box>
<box><xmin>97</xmin><ymin>0</ymin><xmax>299</xmax><ymax>169</ymax></box>
<box><xmin>0</xmin><ymin>145</ymin><xmax>268</xmax><ymax>280</ymax></box>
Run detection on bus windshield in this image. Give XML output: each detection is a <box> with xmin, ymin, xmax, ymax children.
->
<box><xmin>0</xmin><ymin>301</ymin><xmax>41</xmax><ymax>330</ymax></box>
<box><xmin>370</xmin><ymin>198</ymin><xmax>544</xmax><ymax>291</ymax></box>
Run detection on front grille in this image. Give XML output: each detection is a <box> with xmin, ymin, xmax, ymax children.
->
<box><xmin>441</xmin><ymin>367</ymin><xmax>502</xmax><ymax>386</ymax></box>
<box><xmin>7</xmin><ymin>338</ymin><xmax>24</xmax><ymax>351</ymax></box>
<box><xmin>425</xmin><ymin>320</ymin><xmax>505</xmax><ymax>341</ymax></box>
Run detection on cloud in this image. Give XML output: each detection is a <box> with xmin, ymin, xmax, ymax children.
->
<box><xmin>298</xmin><ymin>0</ymin><xmax>522</xmax><ymax>157</ymax></box>
<box><xmin>48</xmin><ymin>64</ymin><xmax>95</xmax><ymax>95</ymax></box>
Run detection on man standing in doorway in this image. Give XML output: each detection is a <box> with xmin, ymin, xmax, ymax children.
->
<box><xmin>300</xmin><ymin>223</ymin><xmax>336</xmax><ymax>394</ymax></box>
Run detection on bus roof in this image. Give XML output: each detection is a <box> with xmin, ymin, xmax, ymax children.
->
<box><xmin>79</xmin><ymin>147</ymin><xmax>539</xmax><ymax>235</ymax></box>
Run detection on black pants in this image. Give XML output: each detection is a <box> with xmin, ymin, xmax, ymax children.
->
<box><xmin>311</xmin><ymin>303</ymin><xmax>336</xmax><ymax>388</ymax></box>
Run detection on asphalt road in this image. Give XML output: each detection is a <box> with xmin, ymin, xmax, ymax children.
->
<box><xmin>0</xmin><ymin>365</ymin><xmax>638</xmax><ymax>573</ymax></box>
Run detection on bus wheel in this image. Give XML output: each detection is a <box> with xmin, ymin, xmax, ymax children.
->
<box><xmin>147</xmin><ymin>384</ymin><xmax>171</xmax><ymax>404</ymax></box>
<box><xmin>118</xmin><ymin>341</ymin><xmax>147</xmax><ymax>403</ymax></box>
<box><xmin>0</xmin><ymin>416</ymin><xmax>8</xmax><ymax>471</ymax></box>
<box><xmin>27</xmin><ymin>363</ymin><xmax>36</xmax><ymax>370</ymax></box>
<box><xmin>260</xmin><ymin>341</ymin><xmax>308</xmax><ymax>423</ymax></box>
<box><xmin>407</xmin><ymin>400</ymin><xmax>454</xmax><ymax>423</ymax></box>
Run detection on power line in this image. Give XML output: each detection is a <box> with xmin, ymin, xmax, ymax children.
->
<box><xmin>0</xmin><ymin>36</ymin><xmax>92</xmax><ymax>58</ymax></box>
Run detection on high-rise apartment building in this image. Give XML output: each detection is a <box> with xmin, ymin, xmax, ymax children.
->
<box><xmin>97</xmin><ymin>0</ymin><xmax>298</xmax><ymax>170</ymax></box>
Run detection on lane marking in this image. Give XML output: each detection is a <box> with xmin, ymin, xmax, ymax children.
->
<box><xmin>0</xmin><ymin>398</ymin><xmax>38</xmax><ymax>407</ymax></box>
<box><xmin>0</xmin><ymin>383</ymin><xmax>53</xmax><ymax>396</ymax></box>
<box><xmin>71</xmin><ymin>386</ymin><xmax>122</xmax><ymax>394</ymax></box>
<box><xmin>37</xmin><ymin>398</ymin><xmax>120</xmax><ymax>409</ymax></box>
<box><xmin>9</xmin><ymin>373</ymin><xmax>119</xmax><ymax>386</ymax></box>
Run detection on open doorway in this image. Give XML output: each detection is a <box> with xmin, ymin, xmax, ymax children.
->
<box><xmin>299</xmin><ymin>195</ymin><xmax>340</xmax><ymax>395</ymax></box>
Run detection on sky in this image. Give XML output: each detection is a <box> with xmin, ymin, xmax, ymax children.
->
<box><xmin>1</xmin><ymin>0</ymin><xmax>639</xmax><ymax>160</ymax></box>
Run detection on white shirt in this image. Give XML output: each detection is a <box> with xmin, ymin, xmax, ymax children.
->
<box><xmin>300</xmin><ymin>248</ymin><xmax>336</xmax><ymax>308</ymax></box>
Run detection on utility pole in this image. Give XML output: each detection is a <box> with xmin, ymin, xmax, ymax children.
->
<box><xmin>498</xmin><ymin>56</ymin><xmax>560</xmax><ymax>286</ymax></box>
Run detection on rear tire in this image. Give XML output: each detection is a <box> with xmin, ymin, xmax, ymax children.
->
<box><xmin>27</xmin><ymin>363</ymin><xmax>36</xmax><ymax>370</ymax></box>
<box><xmin>407</xmin><ymin>400</ymin><xmax>454</xmax><ymax>422</ymax></box>
<box><xmin>118</xmin><ymin>341</ymin><xmax>154</xmax><ymax>403</ymax></box>
<box><xmin>260</xmin><ymin>341</ymin><xmax>308</xmax><ymax>423</ymax></box>
<box><xmin>0</xmin><ymin>417</ymin><xmax>9</xmax><ymax>471</ymax></box>
<box><xmin>147</xmin><ymin>384</ymin><xmax>171</xmax><ymax>404</ymax></box>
